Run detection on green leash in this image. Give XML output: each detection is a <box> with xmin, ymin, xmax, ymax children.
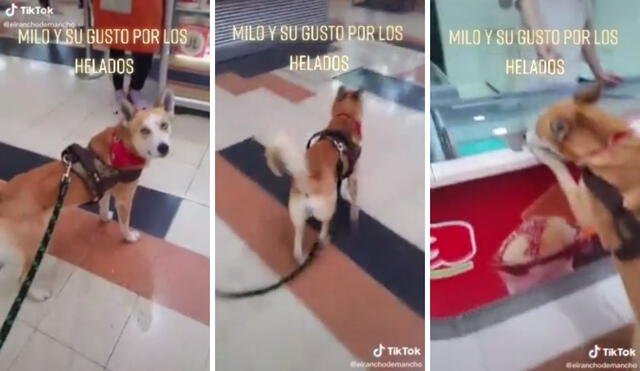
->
<box><xmin>0</xmin><ymin>157</ymin><xmax>72</xmax><ymax>351</ymax></box>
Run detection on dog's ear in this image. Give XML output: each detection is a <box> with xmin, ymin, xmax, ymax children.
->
<box><xmin>155</xmin><ymin>88</ymin><xmax>175</xmax><ymax>116</ymax></box>
<box><xmin>574</xmin><ymin>83</ymin><xmax>602</xmax><ymax>105</ymax></box>
<box><xmin>574</xmin><ymin>111</ymin><xmax>613</xmax><ymax>146</ymax></box>
<box><xmin>550</xmin><ymin>118</ymin><xmax>569</xmax><ymax>142</ymax></box>
<box><xmin>120</xmin><ymin>98</ymin><xmax>136</xmax><ymax>124</ymax></box>
<box><xmin>336</xmin><ymin>86</ymin><xmax>347</xmax><ymax>101</ymax></box>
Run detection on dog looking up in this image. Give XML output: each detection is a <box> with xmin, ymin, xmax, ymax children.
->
<box><xmin>0</xmin><ymin>89</ymin><xmax>174</xmax><ymax>301</ymax></box>
<box><xmin>528</xmin><ymin>83</ymin><xmax>640</xmax><ymax>361</ymax></box>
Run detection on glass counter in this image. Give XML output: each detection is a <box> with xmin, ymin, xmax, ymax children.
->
<box><xmin>431</xmin><ymin>79</ymin><xmax>640</xmax><ymax>163</ymax></box>
<box><xmin>430</xmin><ymin>63</ymin><xmax>459</xmax><ymax>104</ymax></box>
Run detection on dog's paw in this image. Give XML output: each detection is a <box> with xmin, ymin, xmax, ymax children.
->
<box><xmin>28</xmin><ymin>288</ymin><xmax>51</xmax><ymax>302</ymax></box>
<box><xmin>100</xmin><ymin>210</ymin><xmax>114</xmax><ymax>223</ymax></box>
<box><xmin>124</xmin><ymin>229</ymin><xmax>141</xmax><ymax>243</ymax></box>
<box><xmin>294</xmin><ymin>249</ymin><xmax>306</xmax><ymax>265</ymax></box>
<box><xmin>529</xmin><ymin>146</ymin><xmax>561</xmax><ymax>166</ymax></box>
<box><xmin>340</xmin><ymin>183</ymin><xmax>351</xmax><ymax>201</ymax></box>
<box><xmin>135</xmin><ymin>304</ymin><xmax>153</xmax><ymax>331</ymax></box>
<box><xmin>319</xmin><ymin>234</ymin><xmax>331</xmax><ymax>246</ymax></box>
<box><xmin>350</xmin><ymin>206</ymin><xmax>360</xmax><ymax>224</ymax></box>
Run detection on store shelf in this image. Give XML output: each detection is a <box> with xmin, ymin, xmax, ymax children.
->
<box><xmin>168</xmin><ymin>80</ymin><xmax>209</xmax><ymax>104</ymax></box>
<box><xmin>169</xmin><ymin>55</ymin><xmax>210</xmax><ymax>74</ymax></box>
<box><xmin>160</xmin><ymin>0</ymin><xmax>210</xmax><ymax>113</ymax></box>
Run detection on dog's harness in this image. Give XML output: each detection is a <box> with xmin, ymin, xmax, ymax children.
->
<box><xmin>305</xmin><ymin>114</ymin><xmax>362</xmax><ymax>185</ymax></box>
<box><xmin>583</xmin><ymin>168</ymin><xmax>640</xmax><ymax>261</ymax></box>
<box><xmin>569</xmin><ymin>129</ymin><xmax>640</xmax><ymax>261</ymax></box>
<box><xmin>61</xmin><ymin>133</ymin><xmax>145</xmax><ymax>202</ymax></box>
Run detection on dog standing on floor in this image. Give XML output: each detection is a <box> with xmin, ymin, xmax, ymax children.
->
<box><xmin>266</xmin><ymin>86</ymin><xmax>363</xmax><ymax>263</ymax></box>
<box><xmin>0</xmin><ymin>89</ymin><xmax>175</xmax><ymax>301</ymax></box>
<box><xmin>527</xmin><ymin>84</ymin><xmax>640</xmax><ymax>360</ymax></box>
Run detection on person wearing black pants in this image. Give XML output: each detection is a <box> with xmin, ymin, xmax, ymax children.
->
<box><xmin>110</xmin><ymin>48</ymin><xmax>154</xmax><ymax>110</ymax></box>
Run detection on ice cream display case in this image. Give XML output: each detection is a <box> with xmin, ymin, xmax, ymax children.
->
<box><xmin>430</xmin><ymin>63</ymin><xmax>458</xmax><ymax>104</ymax></box>
<box><xmin>159</xmin><ymin>0</ymin><xmax>210</xmax><ymax>112</ymax></box>
<box><xmin>431</xmin><ymin>90</ymin><xmax>563</xmax><ymax>160</ymax></box>
<box><xmin>431</xmin><ymin>79</ymin><xmax>640</xmax><ymax>186</ymax></box>
<box><xmin>430</xmin><ymin>80</ymin><xmax>640</xmax><ymax>339</ymax></box>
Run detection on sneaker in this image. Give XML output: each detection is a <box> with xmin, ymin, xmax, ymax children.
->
<box><xmin>113</xmin><ymin>89</ymin><xmax>128</xmax><ymax>114</ymax></box>
<box><xmin>128</xmin><ymin>89</ymin><xmax>150</xmax><ymax>110</ymax></box>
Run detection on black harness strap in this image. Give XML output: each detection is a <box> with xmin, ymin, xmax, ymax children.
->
<box><xmin>62</xmin><ymin>144</ymin><xmax>142</xmax><ymax>202</ymax></box>
<box><xmin>582</xmin><ymin>168</ymin><xmax>640</xmax><ymax>261</ymax></box>
<box><xmin>306</xmin><ymin>129</ymin><xmax>361</xmax><ymax>185</ymax></box>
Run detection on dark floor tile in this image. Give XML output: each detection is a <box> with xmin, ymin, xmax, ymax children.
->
<box><xmin>0</xmin><ymin>141</ymin><xmax>181</xmax><ymax>239</ymax></box>
<box><xmin>218</xmin><ymin>138</ymin><xmax>425</xmax><ymax>317</ymax></box>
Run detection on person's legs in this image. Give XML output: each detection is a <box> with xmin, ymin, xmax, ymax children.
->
<box><xmin>110</xmin><ymin>48</ymin><xmax>128</xmax><ymax>113</ymax></box>
<box><xmin>110</xmin><ymin>48</ymin><xmax>126</xmax><ymax>91</ymax></box>
<box><xmin>128</xmin><ymin>52</ymin><xmax>154</xmax><ymax>109</ymax></box>
<box><xmin>129</xmin><ymin>52</ymin><xmax>153</xmax><ymax>90</ymax></box>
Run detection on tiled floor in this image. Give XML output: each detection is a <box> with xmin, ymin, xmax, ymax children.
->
<box><xmin>215</xmin><ymin>2</ymin><xmax>425</xmax><ymax>371</ymax></box>
<box><xmin>0</xmin><ymin>51</ymin><xmax>209</xmax><ymax>370</ymax></box>
<box><xmin>431</xmin><ymin>268</ymin><xmax>637</xmax><ymax>371</ymax></box>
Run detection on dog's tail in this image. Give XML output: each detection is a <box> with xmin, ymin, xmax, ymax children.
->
<box><xmin>265</xmin><ymin>132</ymin><xmax>310</xmax><ymax>191</ymax></box>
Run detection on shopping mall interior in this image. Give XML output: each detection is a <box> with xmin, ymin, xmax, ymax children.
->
<box><xmin>215</xmin><ymin>0</ymin><xmax>425</xmax><ymax>369</ymax></box>
<box><xmin>0</xmin><ymin>0</ymin><xmax>209</xmax><ymax>370</ymax></box>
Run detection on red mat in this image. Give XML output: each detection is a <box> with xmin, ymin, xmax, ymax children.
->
<box><xmin>430</xmin><ymin>165</ymin><xmax>603</xmax><ymax>319</ymax></box>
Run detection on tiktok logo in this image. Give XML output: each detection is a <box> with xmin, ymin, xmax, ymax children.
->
<box><xmin>5</xmin><ymin>3</ymin><xmax>17</xmax><ymax>17</ymax></box>
<box><xmin>373</xmin><ymin>344</ymin><xmax>385</xmax><ymax>358</ymax></box>
<box><xmin>587</xmin><ymin>344</ymin><xmax>635</xmax><ymax>359</ymax></box>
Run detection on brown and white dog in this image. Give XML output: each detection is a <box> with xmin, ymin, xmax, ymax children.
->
<box><xmin>527</xmin><ymin>83</ymin><xmax>640</xmax><ymax>357</ymax></box>
<box><xmin>266</xmin><ymin>86</ymin><xmax>363</xmax><ymax>263</ymax></box>
<box><xmin>0</xmin><ymin>89</ymin><xmax>175</xmax><ymax>301</ymax></box>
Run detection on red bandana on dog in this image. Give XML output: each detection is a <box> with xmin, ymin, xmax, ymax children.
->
<box><xmin>583</xmin><ymin>130</ymin><xmax>630</xmax><ymax>158</ymax></box>
<box><xmin>337</xmin><ymin>113</ymin><xmax>362</xmax><ymax>139</ymax></box>
<box><xmin>111</xmin><ymin>133</ymin><xmax>146</xmax><ymax>168</ymax></box>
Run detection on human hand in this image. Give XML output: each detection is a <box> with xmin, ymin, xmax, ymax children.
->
<box><xmin>596</xmin><ymin>72</ymin><xmax>623</xmax><ymax>87</ymax></box>
<box><xmin>535</xmin><ymin>43</ymin><xmax>561</xmax><ymax>60</ymax></box>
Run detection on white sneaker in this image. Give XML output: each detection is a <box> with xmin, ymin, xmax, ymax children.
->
<box><xmin>113</xmin><ymin>89</ymin><xmax>127</xmax><ymax>114</ymax></box>
<box><xmin>128</xmin><ymin>89</ymin><xmax>150</xmax><ymax>110</ymax></box>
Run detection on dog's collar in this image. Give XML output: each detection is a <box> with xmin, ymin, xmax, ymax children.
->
<box><xmin>583</xmin><ymin>131</ymin><xmax>631</xmax><ymax>158</ymax></box>
<box><xmin>111</xmin><ymin>133</ymin><xmax>146</xmax><ymax>169</ymax></box>
<box><xmin>336</xmin><ymin>113</ymin><xmax>362</xmax><ymax>139</ymax></box>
